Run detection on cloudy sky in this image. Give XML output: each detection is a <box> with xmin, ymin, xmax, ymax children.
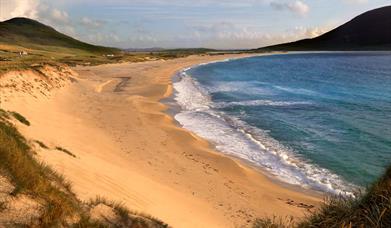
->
<box><xmin>0</xmin><ymin>0</ymin><xmax>390</xmax><ymax>49</ymax></box>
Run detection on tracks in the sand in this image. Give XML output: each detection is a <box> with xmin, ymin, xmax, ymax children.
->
<box><xmin>114</xmin><ymin>77</ymin><xmax>131</xmax><ymax>92</ymax></box>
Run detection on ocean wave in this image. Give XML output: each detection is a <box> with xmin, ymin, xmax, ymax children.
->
<box><xmin>214</xmin><ymin>100</ymin><xmax>312</xmax><ymax>108</ymax></box>
<box><xmin>173</xmin><ymin>67</ymin><xmax>357</xmax><ymax>196</ymax></box>
<box><xmin>204</xmin><ymin>81</ymin><xmax>273</xmax><ymax>95</ymax></box>
<box><xmin>173</xmin><ymin>71</ymin><xmax>211</xmax><ymax>111</ymax></box>
<box><xmin>274</xmin><ymin>85</ymin><xmax>317</xmax><ymax>95</ymax></box>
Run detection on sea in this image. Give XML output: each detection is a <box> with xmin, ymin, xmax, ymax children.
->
<box><xmin>172</xmin><ymin>52</ymin><xmax>391</xmax><ymax>196</ymax></box>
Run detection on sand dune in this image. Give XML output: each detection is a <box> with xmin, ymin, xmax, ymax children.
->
<box><xmin>1</xmin><ymin>55</ymin><xmax>321</xmax><ymax>227</ymax></box>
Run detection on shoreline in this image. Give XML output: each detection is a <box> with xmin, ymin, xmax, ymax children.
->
<box><xmin>2</xmin><ymin>54</ymin><xmax>322</xmax><ymax>227</ymax></box>
<box><xmin>163</xmin><ymin>54</ymin><xmax>325</xmax><ymax>199</ymax></box>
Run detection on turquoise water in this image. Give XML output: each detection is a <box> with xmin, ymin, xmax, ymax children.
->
<box><xmin>173</xmin><ymin>52</ymin><xmax>391</xmax><ymax>195</ymax></box>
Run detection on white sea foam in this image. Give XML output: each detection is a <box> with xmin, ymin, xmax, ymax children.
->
<box><xmin>214</xmin><ymin>100</ymin><xmax>312</xmax><ymax>108</ymax></box>
<box><xmin>173</xmin><ymin>66</ymin><xmax>357</xmax><ymax>196</ymax></box>
<box><xmin>274</xmin><ymin>85</ymin><xmax>317</xmax><ymax>95</ymax></box>
<box><xmin>204</xmin><ymin>81</ymin><xmax>273</xmax><ymax>95</ymax></box>
<box><xmin>173</xmin><ymin>71</ymin><xmax>211</xmax><ymax>111</ymax></box>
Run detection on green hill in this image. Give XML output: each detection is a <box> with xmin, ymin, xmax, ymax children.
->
<box><xmin>0</xmin><ymin>17</ymin><xmax>118</xmax><ymax>54</ymax></box>
<box><xmin>0</xmin><ymin>17</ymin><xmax>221</xmax><ymax>72</ymax></box>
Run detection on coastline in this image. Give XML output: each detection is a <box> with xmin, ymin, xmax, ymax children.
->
<box><xmin>1</xmin><ymin>54</ymin><xmax>322</xmax><ymax>227</ymax></box>
<box><xmin>164</xmin><ymin>54</ymin><xmax>326</xmax><ymax>199</ymax></box>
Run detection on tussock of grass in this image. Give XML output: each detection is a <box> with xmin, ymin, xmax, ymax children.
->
<box><xmin>55</xmin><ymin>146</ymin><xmax>76</xmax><ymax>158</ymax></box>
<box><xmin>0</xmin><ymin>109</ymin><xmax>9</xmax><ymax>119</ymax></box>
<box><xmin>298</xmin><ymin>166</ymin><xmax>391</xmax><ymax>228</ymax></box>
<box><xmin>88</xmin><ymin>196</ymin><xmax>169</xmax><ymax>228</ymax></box>
<box><xmin>34</xmin><ymin>140</ymin><xmax>48</xmax><ymax>149</ymax></box>
<box><xmin>10</xmin><ymin>111</ymin><xmax>30</xmax><ymax>126</ymax></box>
<box><xmin>253</xmin><ymin>166</ymin><xmax>391</xmax><ymax>228</ymax></box>
<box><xmin>73</xmin><ymin>215</ymin><xmax>109</xmax><ymax>228</ymax></box>
<box><xmin>253</xmin><ymin>216</ymin><xmax>295</xmax><ymax>228</ymax></box>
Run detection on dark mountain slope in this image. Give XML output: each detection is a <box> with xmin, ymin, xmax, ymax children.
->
<box><xmin>258</xmin><ymin>6</ymin><xmax>391</xmax><ymax>51</ymax></box>
<box><xmin>0</xmin><ymin>17</ymin><xmax>118</xmax><ymax>53</ymax></box>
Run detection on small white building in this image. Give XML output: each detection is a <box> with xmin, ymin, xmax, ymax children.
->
<box><xmin>19</xmin><ymin>51</ymin><xmax>28</xmax><ymax>56</ymax></box>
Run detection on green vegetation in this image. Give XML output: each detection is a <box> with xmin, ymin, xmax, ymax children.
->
<box><xmin>55</xmin><ymin>146</ymin><xmax>76</xmax><ymax>158</ymax></box>
<box><xmin>0</xmin><ymin>109</ymin><xmax>169</xmax><ymax>227</ymax></box>
<box><xmin>253</xmin><ymin>216</ymin><xmax>295</xmax><ymax>228</ymax></box>
<box><xmin>34</xmin><ymin>140</ymin><xmax>49</xmax><ymax>149</ymax></box>
<box><xmin>300</xmin><ymin>166</ymin><xmax>391</xmax><ymax>228</ymax></box>
<box><xmin>253</xmin><ymin>166</ymin><xmax>391</xmax><ymax>228</ymax></box>
<box><xmin>10</xmin><ymin>111</ymin><xmax>30</xmax><ymax>126</ymax></box>
<box><xmin>0</xmin><ymin>109</ymin><xmax>78</xmax><ymax>226</ymax></box>
<box><xmin>87</xmin><ymin>196</ymin><xmax>169</xmax><ymax>228</ymax></box>
<box><xmin>0</xmin><ymin>18</ymin><xmax>249</xmax><ymax>74</ymax></box>
<box><xmin>0</xmin><ymin>18</ymin><xmax>202</xmax><ymax>73</ymax></box>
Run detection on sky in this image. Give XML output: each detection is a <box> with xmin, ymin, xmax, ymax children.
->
<box><xmin>0</xmin><ymin>0</ymin><xmax>390</xmax><ymax>49</ymax></box>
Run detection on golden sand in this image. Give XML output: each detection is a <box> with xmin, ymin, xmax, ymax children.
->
<box><xmin>1</xmin><ymin>54</ymin><xmax>321</xmax><ymax>227</ymax></box>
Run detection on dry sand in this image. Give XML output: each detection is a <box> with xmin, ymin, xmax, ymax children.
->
<box><xmin>1</xmin><ymin>54</ymin><xmax>322</xmax><ymax>227</ymax></box>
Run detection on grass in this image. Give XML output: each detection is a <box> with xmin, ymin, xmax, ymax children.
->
<box><xmin>10</xmin><ymin>111</ymin><xmax>30</xmax><ymax>126</ymax></box>
<box><xmin>253</xmin><ymin>166</ymin><xmax>391</xmax><ymax>228</ymax></box>
<box><xmin>55</xmin><ymin>146</ymin><xmax>76</xmax><ymax>158</ymax></box>
<box><xmin>0</xmin><ymin>109</ymin><xmax>169</xmax><ymax>227</ymax></box>
<box><xmin>88</xmin><ymin>196</ymin><xmax>169</xmax><ymax>228</ymax></box>
<box><xmin>34</xmin><ymin>140</ymin><xmax>49</xmax><ymax>149</ymax></box>
<box><xmin>0</xmin><ymin>109</ymin><xmax>79</xmax><ymax>226</ymax></box>
<box><xmin>298</xmin><ymin>166</ymin><xmax>391</xmax><ymax>228</ymax></box>
<box><xmin>0</xmin><ymin>42</ymin><xmax>220</xmax><ymax>74</ymax></box>
<box><xmin>253</xmin><ymin>216</ymin><xmax>295</xmax><ymax>228</ymax></box>
<box><xmin>0</xmin><ymin>17</ymin><xmax>253</xmax><ymax>75</ymax></box>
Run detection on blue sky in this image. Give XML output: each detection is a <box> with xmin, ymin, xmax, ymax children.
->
<box><xmin>1</xmin><ymin>0</ymin><xmax>390</xmax><ymax>49</ymax></box>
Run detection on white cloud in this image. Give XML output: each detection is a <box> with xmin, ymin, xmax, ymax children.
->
<box><xmin>50</xmin><ymin>8</ymin><xmax>69</xmax><ymax>24</ymax></box>
<box><xmin>85</xmin><ymin>32</ymin><xmax>120</xmax><ymax>44</ymax></box>
<box><xmin>343</xmin><ymin>0</ymin><xmax>368</xmax><ymax>4</ymax></box>
<box><xmin>270</xmin><ymin>0</ymin><xmax>310</xmax><ymax>16</ymax></box>
<box><xmin>0</xmin><ymin>0</ymin><xmax>40</xmax><ymax>21</ymax></box>
<box><xmin>81</xmin><ymin>17</ymin><xmax>105</xmax><ymax>29</ymax></box>
<box><xmin>292</xmin><ymin>25</ymin><xmax>331</xmax><ymax>38</ymax></box>
<box><xmin>183</xmin><ymin>20</ymin><xmax>334</xmax><ymax>49</ymax></box>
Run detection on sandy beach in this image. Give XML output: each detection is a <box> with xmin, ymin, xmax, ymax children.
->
<box><xmin>1</xmin><ymin>54</ymin><xmax>321</xmax><ymax>227</ymax></box>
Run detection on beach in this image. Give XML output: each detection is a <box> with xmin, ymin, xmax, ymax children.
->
<box><xmin>1</xmin><ymin>54</ymin><xmax>321</xmax><ymax>227</ymax></box>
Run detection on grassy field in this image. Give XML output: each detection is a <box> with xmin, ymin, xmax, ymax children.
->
<box><xmin>0</xmin><ymin>42</ymin><xmax>222</xmax><ymax>74</ymax></box>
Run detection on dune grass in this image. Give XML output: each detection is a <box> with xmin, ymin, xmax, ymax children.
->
<box><xmin>0</xmin><ymin>109</ymin><xmax>169</xmax><ymax>227</ymax></box>
<box><xmin>88</xmin><ymin>196</ymin><xmax>169</xmax><ymax>228</ymax></box>
<box><xmin>55</xmin><ymin>146</ymin><xmax>76</xmax><ymax>158</ymax></box>
<box><xmin>0</xmin><ymin>110</ymin><xmax>79</xmax><ymax>226</ymax></box>
<box><xmin>298</xmin><ymin>166</ymin><xmax>391</xmax><ymax>228</ymax></box>
<box><xmin>10</xmin><ymin>111</ymin><xmax>30</xmax><ymax>126</ymax></box>
<box><xmin>253</xmin><ymin>216</ymin><xmax>295</xmax><ymax>228</ymax></box>
<box><xmin>34</xmin><ymin>140</ymin><xmax>49</xmax><ymax>149</ymax></box>
<box><xmin>253</xmin><ymin>166</ymin><xmax>391</xmax><ymax>228</ymax></box>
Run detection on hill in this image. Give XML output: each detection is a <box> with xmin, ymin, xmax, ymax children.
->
<box><xmin>0</xmin><ymin>17</ymin><xmax>118</xmax><ymax>53</ymax></box>
<box><xmin>0</xmin><ymin>17</ymin><xmax>224</xmax><ymax>72</ymax></box>
<box><xmin>257</xmin><ymin>6</ymin><xmax>391</xmax><ymax>51</ymax></box>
